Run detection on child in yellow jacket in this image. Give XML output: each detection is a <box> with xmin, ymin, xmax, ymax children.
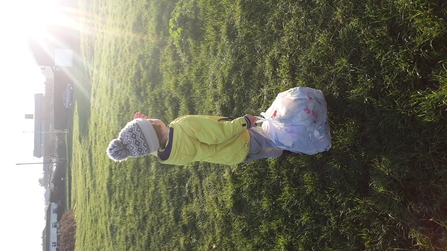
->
<box><xmin>107</xmin><ymin>112</ymin><xmax>288</xmax><ymax>165</ymax></box>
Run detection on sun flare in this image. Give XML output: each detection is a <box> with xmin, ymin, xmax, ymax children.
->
<box><xmin>3</xmin><ymin>0</ymin><xmax>74</xmax><ymax>38</ymax></box>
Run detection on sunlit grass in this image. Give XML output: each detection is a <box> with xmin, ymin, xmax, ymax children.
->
<box><xmin>70</xmin><ymin>0</ymin><xmax>447</xmax><ymax>250</ymax></box>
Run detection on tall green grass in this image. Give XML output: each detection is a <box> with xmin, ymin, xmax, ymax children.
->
<box><xmin>70</xmin><ymin>0</ymin><xmax>447</xmax><ymax>250</ymax></box>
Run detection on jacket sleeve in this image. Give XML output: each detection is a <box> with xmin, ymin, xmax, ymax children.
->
<box><xmin>176</xmin><ymin>115</ymin><xmax>250</xmax><ymax>145</ymax></box>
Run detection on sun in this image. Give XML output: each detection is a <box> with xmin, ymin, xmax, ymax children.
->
<box><xmin>2</xmin><ymin>0</ymin><xmax>71</xmax><ymax>38</ymax></box>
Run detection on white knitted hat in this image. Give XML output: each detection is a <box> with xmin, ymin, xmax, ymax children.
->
<box><xmin>107</xmin><ymin>119</ymin><xmax>160</xmax><ymax>161</ymax></box>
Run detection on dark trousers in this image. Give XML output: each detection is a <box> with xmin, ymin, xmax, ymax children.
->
<box><xmin>244</xmin><ymin>127</ymin><xmax>283</xmax><ymax>162</ymax></box>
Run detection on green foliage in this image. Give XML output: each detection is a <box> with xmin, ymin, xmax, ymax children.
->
<box><xmin>70</xmin><ymin>0</ymin><xmax>447</xmax><ymax>250</ymax></box>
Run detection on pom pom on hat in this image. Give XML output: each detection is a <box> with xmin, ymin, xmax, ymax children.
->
<box><xmin>107</xmin><ymin>119</ymin><xmax>160</xmax><ymax>161</ymax></box>
<box><xmin>107</xmin><ymin>139</ymin><xmax>130</xmax><ymax>161</ymax></box>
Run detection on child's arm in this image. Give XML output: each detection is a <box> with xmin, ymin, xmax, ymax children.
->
<box><xmin>176</xmin><ymin>115</ymin><xmax>255</xmax><ymax>145</ymax></box>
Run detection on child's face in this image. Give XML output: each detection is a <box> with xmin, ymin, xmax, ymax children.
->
<box><xmin>148</xmin><ymin>119</ymin><xmax>166</xmax><ymax>128</ymax></box>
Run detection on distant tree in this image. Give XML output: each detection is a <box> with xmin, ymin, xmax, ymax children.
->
<box><xmin>49</xmin><ymin>165</ymin><xmax>67</xmax><ymax>203</ymax></box>
<box><xmin>38</xmin><ymin>178</ymin><xmax>45</xmax><ymax>187</ymax></box>
<box><xmin>59</xmin><ymin>209</ymin><xmax>76</xmax><ymax>251</ymax></box>
<box><xmin>49</xmin><ymin>187</ymin><xmax>64</xmax><ymax>203</ymax></box>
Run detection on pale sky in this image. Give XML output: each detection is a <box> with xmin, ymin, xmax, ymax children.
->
<box><xmin>0</xmin><ymin>1</ymin><xmax>65</xmax><ymax>250</ymax></box>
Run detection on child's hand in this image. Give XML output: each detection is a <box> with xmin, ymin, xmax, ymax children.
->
<box><xmin>245</xmin><ymin>114</ymin><xmax>257</xmax><ymax>127</ymax></box>
<box><xmin>134</xmin><ymin>112</ymin><xmax>148</xmax><ymax>119</ymax></box>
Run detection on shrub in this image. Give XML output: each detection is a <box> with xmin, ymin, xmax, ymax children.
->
<box><xmin>58</xmin><ymin>209</ymin><xmax>76</xmax><ymax>251</ymax></box>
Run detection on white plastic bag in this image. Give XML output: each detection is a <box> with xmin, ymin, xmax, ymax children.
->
<box><xmin>259</xmin><ymin>87</ymin><xmax>331</xmax><ymax>155</ymax></box>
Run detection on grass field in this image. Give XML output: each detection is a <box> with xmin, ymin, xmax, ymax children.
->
<box><xmin>69</xmin><ymin>0</ymin><xmax>447</xmax><ymax>250</ymax></box>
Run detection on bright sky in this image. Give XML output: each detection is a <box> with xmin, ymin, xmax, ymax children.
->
<box><xmin>0</xmin><ymin>0</ymin><xmax>67</xmax><ymax>250</ymax></box>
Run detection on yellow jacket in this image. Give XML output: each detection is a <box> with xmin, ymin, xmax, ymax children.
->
<box><xmin>157</xmin><ymin>115</ymin><xmax>251</xmax><ymax>165</ymax></box>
